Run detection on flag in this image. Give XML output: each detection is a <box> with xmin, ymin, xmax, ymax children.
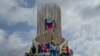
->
<box><xmin>45</xmin><ymin>19</ymin><xmax>54</xmax><ymax>30</ymax></box>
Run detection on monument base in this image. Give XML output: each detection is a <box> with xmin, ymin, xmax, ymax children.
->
<box><xmin>32</xmin><ymin>39</ymin><xmax>68</xmax><ymax>54</ymax></box>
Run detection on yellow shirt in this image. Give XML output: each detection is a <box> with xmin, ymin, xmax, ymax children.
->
<box><xmin>61</xmin><ymin>48</ymin><xmax>66</xmax><ymax>53</ymax></box>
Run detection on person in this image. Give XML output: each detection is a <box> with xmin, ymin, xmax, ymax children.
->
<box><xmin>61</xmin><ymin>46</ymin><xmax>67</xmax><ymax>56</ymax></box>
<box><xmin>42</xmin><ymin>43</ymin><xmax>48</xmax><ymax>56</ymax></box>
<box><xmin>50</xmin><ymin>42</ymin><xmax>53</xmax><ymax>56</ymax></box>
<box><xmin>66</xmin><ymin>46</ymin><xmax>70</xmax><ymax>56</ymax></box>
<box><xmin>39</xmin><ymin>44</ymin><xmax>43</xmax><ymax>56</ymax></box>
<box><xmin>47</xmin><ymin>42</ymin><xmax>51</xmax><ymax>49</ymax></box>
<box><xmin>25</xmin><ymin>53</ymin><xmax>30</xmax><ymax>56</ymax></box>
<box><xmin>69</xmin><ymin>49</ymin><xmax>74</xmax><ymax>56</ymax></box>
<box><xmin>30</xmin><ymin>45</ymin><xmax>36</xmax><ymax>56</ymax></box>
<box><xmin>45</xmin><ymin>42</ymin><xmax>50</xmax><ymax>52</ymax></box>
<box><xmin>56</xmin><ymin>44</ymin><xmax>60</xmax><ymax>56</ymax></box>
<box><xmin>52</xmin><ymin>43</ymin><xmax>56</xmax><ymax>56</ymax></box>
<box><xmin>38</xmin><ymin>44</ymin><xmax>41</xmax><ymax>53</ymax></box>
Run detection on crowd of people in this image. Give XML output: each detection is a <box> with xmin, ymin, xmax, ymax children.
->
<box><xmin>25</xmin><ymin>42</ymin><xmax>73</xmax><ymax>56</ymax></box>
<box><xmin>37</xmin><ymin>42</ymin><xmax>60</xmax><ymax>56</ymax></box>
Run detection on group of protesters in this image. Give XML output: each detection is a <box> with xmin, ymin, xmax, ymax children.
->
<box><xmin>25</xmin><ymin>42</ymin><xmax>73</xmax><ymax>56</ymax></box>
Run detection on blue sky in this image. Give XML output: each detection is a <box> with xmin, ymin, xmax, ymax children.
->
<box><xmin>0</xmin><ymin>0</ymin><xmax>100</xmax><ymax>56</ymax></box>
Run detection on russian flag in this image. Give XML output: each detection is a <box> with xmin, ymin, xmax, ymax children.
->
<box><xmin>45</xmin><ymin>19</ymin><xmax>54</xmax><ymax>30</ymax></box>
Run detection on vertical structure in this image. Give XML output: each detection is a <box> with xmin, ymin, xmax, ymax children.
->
<box><xmin>35</xmin><ymin>3</ymin><xmax>66</xmax><ymax>45</ymax></box>
<box><xmin>37</xmin><ymin>3</ymin><xmax>61</xmax><ymax>37</ymax></box>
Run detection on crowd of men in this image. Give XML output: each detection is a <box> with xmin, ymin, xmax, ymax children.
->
<box><xmin>25</xmin><ymin>42</ymin><xmax>73</xmax><ymax>56</ymax></box>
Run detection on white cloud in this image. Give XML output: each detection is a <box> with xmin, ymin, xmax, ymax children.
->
<box><xmin>7</xmin><ymin>32</ymin><xmax>26</xmax><ymax>49</ymax></box>
<box><xmin>0</xmin><ymin>29</ymin><xmax>7</xmax><ymax>43</ymax></box>
<box><xmin>6</xmin><ymin>7</ymin><xmax>37</xmax><ymax>25</ymax></box>
<box><xmin>0</xmin><ymin>29</ymin><xmax>32</xmax><ymax>56</ymax></box>
<box><xmin>0</xmin><ymin>0</ymin><xmax>16</xmax><ymax>14</ymax></box>
<box><xmin>0</xmin><ymin>0</ymin><xmax>37</xmax><ymax>25</ymax></box>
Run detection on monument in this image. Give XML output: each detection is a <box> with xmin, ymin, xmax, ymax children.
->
<box><xmin>36</xmin><ymin>3</ymin><xmax>66</xmax><ymax>45</ymax></box>
<box><xmin>25</xmin><ymin>3</ymin><xmax>72</xmax><ymax>56</ymax></box>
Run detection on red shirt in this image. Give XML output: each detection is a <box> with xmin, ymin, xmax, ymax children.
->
<box><xmin>66</xmin><ymin>47</ymin><xmax>70</xmax><ymax>54</ymax></box>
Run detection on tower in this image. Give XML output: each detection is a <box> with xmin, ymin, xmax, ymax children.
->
<box><xmin>35</xmin><ymin>3</ymin><xmax>66</xmax><ymax>45</ymax></box>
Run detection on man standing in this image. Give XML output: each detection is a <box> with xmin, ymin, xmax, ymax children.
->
<box><xmin>66</xmin><ymin>46</ymin><xmax>70</xmax><ymax>56</ymax></box>
<box><xmin>52</xmin><ymin>44</ymin><xmax>56</xmax><ymax>56</ymax></box>
<box><xmin>56</xmin><ymin>44</ymin><xmax>60</xmax><ymax>56</ymax></box>
<box><xmin>50</xmin><ymin>42</ymin><xmax>53</xmax><ymax>56</ymax></box>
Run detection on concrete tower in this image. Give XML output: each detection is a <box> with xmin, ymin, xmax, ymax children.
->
<box><xmin>34</xmin><ymin>3</ymin><xmax>67</xmax><ymax>45</ymax></box>
<box><xmin>37</xmin><ymin>3</ymin><xmax>61</xmax><ymax>37</ymax></box>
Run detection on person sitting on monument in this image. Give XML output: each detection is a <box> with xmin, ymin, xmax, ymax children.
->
<box><xmin>43</xmin><ymin>43</ymin><xmax>48</xmax><ymax>52</ymax></box>
<box><xmin>25</xmin><ymin>53</ymin><xmax>30</xmax><ymax>56</ymax></box>
<box><xmin>61</xmin><ymin>45</ymin><xmax>67</xmax><ymax>56</ymax></box>
<box><xmin>30</xmin><ymin>45</ymin><xmax>36</xmax><ymax>56</ymax></box>
<box><xmin>69</xmin><ymin>49</ymin><xmax>74</xmax><ymax>56</ymax></box>
<box><xmin>66</xmin><ymin>46</ymin><xmax>70</xmax><ymax>56</ymax></box>
<box><xmin>38</xmin><ymin>44</ymin><xmax>42</xmax><ymax>53</ymax></box>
